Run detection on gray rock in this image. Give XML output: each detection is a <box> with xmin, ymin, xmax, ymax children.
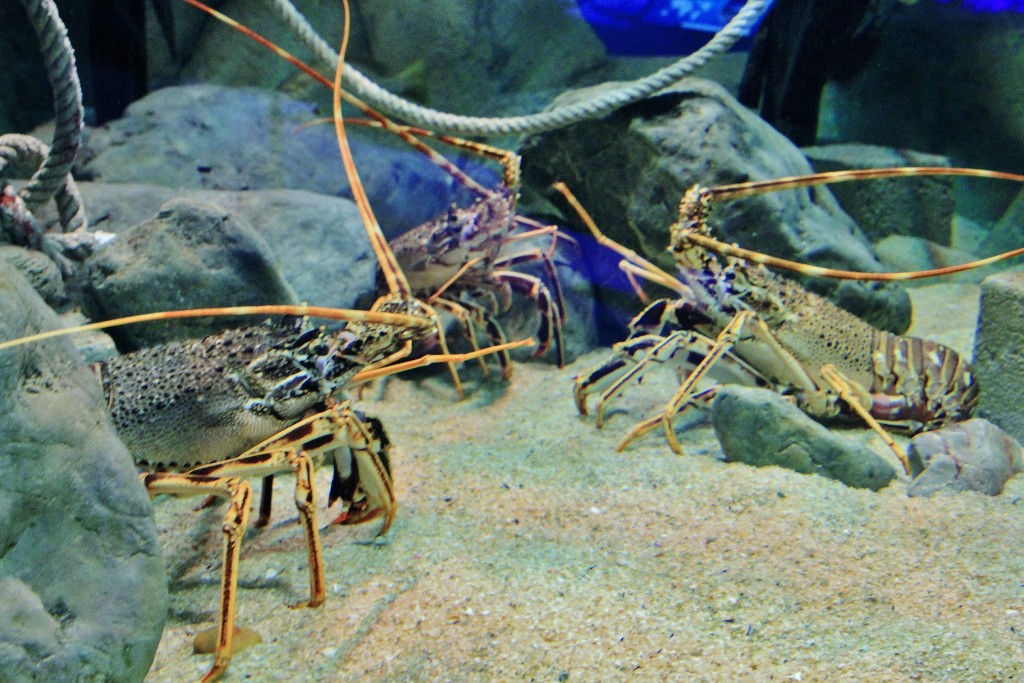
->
<box><xmin>818</xmin><ymin>1</ymin><xmax>1024</xmax><ymax>217</ymax></box>
<box><xmin>907</xmin><ymin>419</ymin><xmax>1023</xmax><ymax>497</ymax></box>
<box><xmin>973</xmin><ymin>271</ymin><xmax>1024</xmax><ymax>443</ymax></box>
<box><xmin>56</xmin><ymin>310</ymin><xmax>118</xmax><ymax>365</ymax></box>
<box><xmin>0</xmin><ymin>261</ymin><xmax>166</xmax><ymax>681</ymax></box>
<box><xmin>33</xmin><ymin>182</ymin><xmax>378</xmax><ymax>314</ymax></box>
<box><xmin>83</xmin><ymin>197</ymin><xmax>297</xmax><ymax>350</ymax></box>
<box><xmin>802</xmin><ymin>144</ymin><xmax>955</xmax><ymax>246</ymax></box>
<box><xmin>521</xmin><ymin>78</ymin><xmax>912</xmax><ymax>336</ymax></box>
<box><xmin>710</xmin><ymin>385</ymin><xmax>897</xmax><ymax>490</ymax></box>
<box><xmin>0</xmin><ymin>246</ymin><xmax>65</xmax><ymax>307</ymax></box>
<box><xmin>158</xmin><ymin>0</ymin><xmax>621</xmax><ymax>121</ymax></box>
<box><xmin>75</xmin><ymin>84</ymin><xmax>474</xmax><ymax>235</ymax></box>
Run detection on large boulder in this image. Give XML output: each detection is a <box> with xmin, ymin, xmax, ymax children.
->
<box><xmin>82</xmin><ymin>197</ymin><xmax>297</xmax><ymax>351</ymax></box>
<box><xmin>802</xmin><ymin>143</ymin><xmax>955</xmax><ymax>246</ymax></box>
<box><xmin>521</xmin><ymin>78</ymin><xmax>912</xmax><ymax>337</ymax></box>
<box><xmin>0</xmin><ymin>260</ymin><xmax>167</xmax><ymax>681</ymax></box>
<box><xmin>74</xmin><ymin>84</ymin><xmax>485</xmax><ymax>236</ymax></box>
<box><xmin>33</xmin><ymin>182</ymin><xmax>379</xmax><ymax>316</ymax></box>
<box><xmin>819</xmin><ymin>2</ymin><xmax>1024</xmax><ymax>199</ymax></box>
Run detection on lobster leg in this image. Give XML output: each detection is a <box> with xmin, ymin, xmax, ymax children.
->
<box><xmin>574</xmin><ymin>300</ymin><xmax>767</xmax><ymax>429</ymax></box>
<box><xmin>155</xmin><ymin>400</ymin><xmax>396</xmax><ymax>680</ymax></box>
<box><xmin>819</xmin><ymin>364</ymin><xmax>910</xmax><ymax>474</ymax></box>
<box><xmin>431</xmin><ymin>297</ymin><xmax>495</xmax><ymax>378</ymax></box>
<box><xmin>616</xmin><ymin>309</ymin><xmax>911</xmax><ymax>472</ymax></box>
<box><xmin>493</xmin><ymin>269</ymin><xmax>564</xmax><ymax>366</ymax></box>
<box><xmin>141</xmin><ymin>471</ymin><xmax>252</xmax><ymax>683</ymax></box>
<box><xmin>616</xmin><ymin>311</ymin><xmax>823</xmax><ymax>453</ymax></box>
<box><xmin>498</xmin><ymin>219</ymin><xmax>569</xmax><ymax>343</ymax></box>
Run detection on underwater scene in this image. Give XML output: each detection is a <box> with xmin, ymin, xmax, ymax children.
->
<box><xmin>4</xmin><ymin>0</ymin><xmax>1024</xmax><ymax>680</ymax></box>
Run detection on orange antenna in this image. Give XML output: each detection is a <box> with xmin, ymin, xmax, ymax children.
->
<box><xmin>552</xmin><ymin>181</ymin><xmax>689</xmax><ymax>296</ymax></box>
<box><xmin>685</xmin><ymin>166</ymin><xmax>1024</xmax><ymax>281</ymax></box>
<box><xmin>332</xmin><ymin>0</ymin><xmax>409</xmax><ymax>297</ymax></box>
<box><xmin>0</xmin><ymin>303</ymin><xmax>433</xmax><ymax>352</ymax></box>
<box><xmin>708</xmin><ymin>166</ymin><xmax>1024</xmax><ymax>201</ymax></box>
<box><xmin>180</xmin><ymin>0</ymin><xmax>493</xmax><ymax>197</ymax></box>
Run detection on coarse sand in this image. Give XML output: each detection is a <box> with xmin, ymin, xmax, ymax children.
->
<box><xmin>146</xmin><ymin>282</ymin><xmax>1024</xmax><ymax>682</ymax></box>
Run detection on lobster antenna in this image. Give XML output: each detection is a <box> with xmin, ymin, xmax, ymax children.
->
<box><xmin>552</xmin><ymin>181</ymin><xmax>689</xmax><ymax>296</ymax></box>
<box><xmin>180</xmin><ymin>0</ymin><xmax>494</xmax><ymax>198</ymax></box>
<box><xmin>333</xmin><ymin>0</ymin><xmax>409</xmax><ymax>297</ymax></box>
<box><xmin>690</xmin><ymin>166</ymin><xmax>1024</xmax><ymax>281</ymax></box>
<box><xmin>709</xmin><ymin>166</ymin><xmax>1024</xmax><ymax>201</ymax></box>
<box><xmin>0</xmin><ymin>304</ymin><xmax>433</xmax><ymax>352</ymax></box>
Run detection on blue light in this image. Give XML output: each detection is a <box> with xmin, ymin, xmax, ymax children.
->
<box><xmin>927</xmin><ymin>0</ymin><xmax>1024</xmax><ymax>11</ymax></box>
<box><xmin>575</xmin><ymin>0</ymin><xmax>773</xmax><ymax>56</ymax></box>
<box><xmin>576</xmin><ymin>0</ymin><xmax>1024</xmax><ymax>56</ymax></box>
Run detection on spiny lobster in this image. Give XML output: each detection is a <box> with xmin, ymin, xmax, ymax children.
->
<box><xmin>0</xmin><ymin>0</ymin><xmax>531</xmax><ymax>679</ymax></box>
<box><xmin>181</xmin><ymin>0</ymin><xmax>568</xmax><ymax>398</ymax></box>
<box><xmin>568</xmin><ymin>166</ymin><xmax>1024</xmax><ymax>473</ymax></box>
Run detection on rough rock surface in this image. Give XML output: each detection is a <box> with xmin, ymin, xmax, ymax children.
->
<box><xmin>0</xmin><ymin>245</ymin><xmax>65</xmax><ymax>307</ymax></box>
<box><xmin>83</xmin><ymin>197</ymin><xmax>297</xmax><ymax>351</ymax></box>
<box><xmin>153</xmin><ymin>0</ymin><xmax>634</xmax><ymax>120</ymax></box>
<box><xmin>0</xmin><ymin>261</ymin><xmax>166</xmax><ymax>681</ymax></box>
<box><xmin>74</xmin><ymin>84</ymin><xmax>481</xmax><ymax>236</ymax></box>
<box><xmin>520</xmin><ymin>78</ymin><xmax>912</xmax><ymax>337</ymax></box>
<box><xmin>907</xmin><ymin>419</ymin><xmax>1023</xmax><ymax>497</ymax></box>
<box><xmin>41</xmin><ymin>182</ymin><xmax>378</xmax><ymax>315</ymax></box>
<box><xmin>973</xmin><ymin>270</ymin><xmax>1024</xmax><ymax>444</ymax></box>
<box><xmin>710</xmin><ymin>384</ymin><xmax>897</xmax><ymax>490</ymax></box>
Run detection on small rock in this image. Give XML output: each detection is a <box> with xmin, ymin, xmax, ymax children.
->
<box><xmin>56</xmin><ymin>310</ymin><xmax>118</xmax><ymax>364</ymax></box>
<box><xmin>907</xmin><ymin>419</ymin><xmax>1023</xmax><ymax>497</ymax></box>
<box><xmin>82</xmin><ymin>197</ymin><xmax>297</xmax><ymax>350</ymax></box>
<box><xmin>711</xmin><ymin>385</ymin><xmax>897</xmax><ymax>490</ymax></box>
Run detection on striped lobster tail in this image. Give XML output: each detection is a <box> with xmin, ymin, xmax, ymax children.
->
<box><xmin>870</xmin><ymin>332</ymin><xmax>979</xmax><ymax>430</ymax></box>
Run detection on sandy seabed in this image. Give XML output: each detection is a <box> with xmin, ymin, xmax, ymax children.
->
<box><xmin>145</xmin><ymin>282</ymin><xmax>1024</xmax><ymax>682</ymax></box>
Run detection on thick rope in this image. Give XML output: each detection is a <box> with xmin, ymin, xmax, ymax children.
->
<box><xmin>5</xmin><ymin>0</ymin><xmax>86</xmax><ymax>233</ymax></box>
<box><xmin>266</xmin><ymin>0</ymin><xmax>773</xmax><ymax>136</ymax></box>
<box><xmin>0</xmin><ymin>133</ymin><xmax>85</xmax><ymax>236</ymax></box>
